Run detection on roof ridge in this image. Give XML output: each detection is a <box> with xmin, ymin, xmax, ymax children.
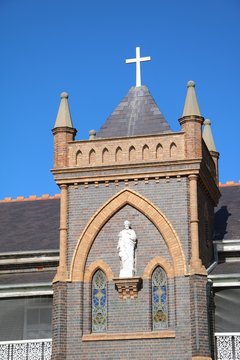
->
<box><xmin>219</xmin><ymin>181</ymin><xmax>240</xmax><ymax>187</ymax></box>
<box><xmin>0</xmin><ymin>194</ymin><xmax>61</xmax><ymax>203</ymax></box>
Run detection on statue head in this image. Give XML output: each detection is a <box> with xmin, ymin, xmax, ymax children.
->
<box><xmin>124</xmin><ymin>220</ymin><xmax>131</xmax><ymax>229</ymax></box>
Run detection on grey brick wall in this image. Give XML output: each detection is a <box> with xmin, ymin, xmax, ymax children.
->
<box><xmin>52</xmin><ymin>176</ymin><xmax>212</xmax><ymax>359</ymax></box>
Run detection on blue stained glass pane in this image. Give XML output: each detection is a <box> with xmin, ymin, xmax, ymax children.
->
<box><xmin>152</xmin><ymin>266</ymin><xmax>168</xmax><ymax>330</ymax></box>
<box><xmin>92</xmin><ymin>270</ymin><xmax>107</xmax><ymax>333</ymax></box>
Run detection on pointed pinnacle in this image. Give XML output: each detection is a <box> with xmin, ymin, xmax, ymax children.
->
<box><xmin>203</xmin><ymin>119</ymin><xmax>216</xmax><ymax>152</ymax></box>
<box><xmin>54</xmin><ymin>92</ymin><xmax>73</xmax><ymax>128</ymax></box>
<box><xmin>182</xmin><ymin>81</ymin><xmax>201</xmax><ymax>117</ymax></box>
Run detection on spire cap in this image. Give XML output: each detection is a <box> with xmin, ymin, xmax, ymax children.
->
<box><xmin>203</xmin><ymin>118</ymin><xmax>217</xmax><ymax>152</ymax></box>
<box><xmin>54</xmin><ymin>91</ymin><xmax>73</xmax><ymax>128</ymax></box>
<box><xmin>182</xmin><ymin>80</ymin><xmax>201</xmax><ymax>117</ymax></box>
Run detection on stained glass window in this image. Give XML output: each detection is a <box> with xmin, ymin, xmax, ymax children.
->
<box><xmin>152</xmin><ymin>266</ymin><xmax>168</xmax><ymax>330</ymax></box>
<box><xmin>92</xmin><ymin>269</ymin><xmax>107</xmax><ymax>333</ymax></box>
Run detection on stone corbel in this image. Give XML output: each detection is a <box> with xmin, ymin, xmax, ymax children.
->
<box><xmin>113</xmin><ymin>277</ymin><xmax>142</xmax><ymax>299</ymax></box>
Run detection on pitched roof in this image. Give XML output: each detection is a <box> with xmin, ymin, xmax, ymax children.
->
<box><xmin>0</xmin><ymin>270</ymin><xmax>56</xmax><ymax>286</ymax></box>
<box><xmin>97</xmin><ymin>85</ymin><xmax>171</xmax><ymax>138</ymax></box>
<box><xmin>214</xmin><ymin>184</ymin><xmax>240</xmax><ymax>240</ymax></box>
<box><xmin>210</xmin><ymin>261</ymin><xmax>240</xmax><ymax>275</ymax></box>
<box><xmin>0</xmin><ymin>198</ymin><xmax>60</xmax><ymax>252</ymax></box>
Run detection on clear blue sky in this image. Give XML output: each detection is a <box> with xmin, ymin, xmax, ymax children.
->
<box><xmin>0</xmin><ymin>0</ymin><xmax>239</xmax><ymax>199</ymax></box>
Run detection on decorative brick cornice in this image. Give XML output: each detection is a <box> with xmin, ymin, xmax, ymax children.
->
<box><xmin>0</xmin><ymin>194</ymin><xmax>60</xmax><ymax>203</ymax></box>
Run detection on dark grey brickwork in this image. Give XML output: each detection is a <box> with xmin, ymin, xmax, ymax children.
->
<box><xmin>198</xmin><ymin>184</ymin><xmax>215</xmax><ymax>268</ymax></box>
<box><xmin>52</xmin><ymin>283</ymin><xmax>67</xmax><ymax>360</ymax></box>
<box><xmin>190</xmin><ymin>275</ymin><xmax>211</xmax><ymax>357</ymax></box>
<box><xmin>67</xmin><ymin>177</ymin><xmax>190</xmax><ymax>268</ymax></box>
<box><xmin>52</xmin><ymin>177</ymin><xmax>212</xmax><ymax>359</ymax></box>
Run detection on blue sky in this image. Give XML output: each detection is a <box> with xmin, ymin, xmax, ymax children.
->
<box><xmin>0</xmin><ymin>0</ymin><xmax>239</xmax><ymax>199</ymax></box>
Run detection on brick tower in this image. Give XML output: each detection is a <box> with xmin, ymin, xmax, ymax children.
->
<box><xmin>51</xmin><ymin>55</ymin><xmax>220</xmax><ymax>359</ymax></box>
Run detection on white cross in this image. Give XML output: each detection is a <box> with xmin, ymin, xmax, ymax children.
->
<box><xmin>126</xmin><ymin>47</ymin><xmax>151</xmax><ymax>87</ymax></box>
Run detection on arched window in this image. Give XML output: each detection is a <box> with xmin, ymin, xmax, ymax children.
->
<box><xmin>92</xmin><ymin>269</ymin><xmax>107</xmax><ymax>333</ymax></box>
<box><xmin>152</xmin><ymin>266</ymin><xmax>168</xmax><ymax>330</ymax></box>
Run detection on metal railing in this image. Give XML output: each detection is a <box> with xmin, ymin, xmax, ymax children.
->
<box><xmin>215</xmin><ymin>333</ymin><xmax>240</xmax><ymax>360</ymax></box>
<box><xmin>0</xmin><ymin>339</ymin><xmax>51</xmax><ymax>360</ymax></box>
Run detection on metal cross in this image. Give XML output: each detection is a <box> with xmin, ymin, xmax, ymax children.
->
<box><xmin>126</xmin><ymin>47</ymin><xmax>151</xmax><ymax>87</ymax></box>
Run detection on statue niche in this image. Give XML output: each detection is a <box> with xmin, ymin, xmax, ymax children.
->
<box><xmin>117</xmin><ymin>220</ymin><xmax>137</xmax><ymax>278</ymax></box>
<box><xmin>114</xmin><ymin>220</ymin><xmax>141</xmax><ymax>299</ymax></box>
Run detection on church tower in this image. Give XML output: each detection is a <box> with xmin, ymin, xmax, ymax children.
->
<box><xmin>51</xmin><ymin>48</ymin><xmax>220</xmax><ymax>360</ymax></box>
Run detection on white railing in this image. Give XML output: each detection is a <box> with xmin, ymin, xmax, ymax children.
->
<box><xmin>215</xmin><ymin>333</ymin><xmax>240</xmax><ymax>360</ymax></box>
<box><xmin>0</xmin><ymin>339</ymin><xmax>51</xmax><ymax>360</ymax></box>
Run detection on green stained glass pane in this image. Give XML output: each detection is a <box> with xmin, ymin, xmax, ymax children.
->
<box><xmin>92</xmin><ymin>270</ymin><xmax>107</xmax><ymax>333</ymax></box>
<box><xmin>152</xmin><ymin>266</ymin><xmax>168</xmax><ymax>330</ymax></box>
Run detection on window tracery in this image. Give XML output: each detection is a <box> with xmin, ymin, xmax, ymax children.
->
<box><xmin>152</xmin><ymin>266</ymin><xmax>168</xmax><ymax>329</ymax></box>
<box><xmin>92</xmin><ymin>269</ymin><xmax>107</xmax><ymax>333</ymax></box>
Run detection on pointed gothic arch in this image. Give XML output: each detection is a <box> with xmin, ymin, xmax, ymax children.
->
<box><xmin>75</xmin><ymin>149</ymin><xmax>82</xmax><ymax>165</ymax></box>
<box><xmin>70</xmin><ymin>188</ymin><xmax>186</xmax><ymax>281</ymax></box>
<box><xmin>89</xmin><ymin>148</ymin><xmax>96</xmax><ymax>164</ymax></box>
<box><xmin>170</xmin><ymin>142</ymin><xmax>177</xmax><ymax>158</ymax></box>
<box><xmin>142</xmin><ymin>144</ymin><xmax>150</xmax><ymax>160</ymax></box>
<box><xmin>84</xmin><ymin>259</ymin><xmax>113</xmax><ymax>282</ymax></box>
<box><xmin>102</xmin><ymin>147</ymin><xmax>109</xmax><ymax>163</ymax></box>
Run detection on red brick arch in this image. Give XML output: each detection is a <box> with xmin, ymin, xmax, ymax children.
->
<box><xmin>70</xmin><ymin>188</ymin><xmax>186</xmax><ymax>281</ymax></box>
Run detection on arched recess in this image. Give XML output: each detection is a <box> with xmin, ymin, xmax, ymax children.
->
<box><xmin>142</xmin><ymin>144</ymin><xmax>150</xmax><ymax>160</ymax></box>
<box><xmin>89</xmin><ymin>149</ymin><xmax>96</xmax><ymax>164</ymax></box>
<box><xmin>156</xmin><ymin>143</ymin><xmax>163</xmax><ymax>159</ymax></box>
<box><xmin>115</xmin><ymin>146</ymin><xmax>122</xmax><ymax>162</ymax></box>
<box><xmin>70</xmin><ymin>188</ymin><xmax>186</xmax><ymax>281</ymax></box>
<box><xmin>143</xmin><ymin>256</ymin><xmax>174</xmax><ymax>279</ymax></box>
<box><xmin>170</xmin><ymin>142</ymin><xmax>177</xmax><ymax>158</ymax></box>
<box><xmin>75</xmin><ymin>150</ymin><xmax>82</xmax><ymax>165</ymax></box>
<box><xmin>102</xmin><ymin>148</ymin><xmax>109</xmax><ymax>163</ymax></box>
<box><xmin>84</xmin><ymin>259</ymin><xmax>113</xmax><ymax>282</ymax></box>
<box><xmin>129</xmin><ymin>145</ymin><xmax>136</xmax><ymax>161</ymax></box>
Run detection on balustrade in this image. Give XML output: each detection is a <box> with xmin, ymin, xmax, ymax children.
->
<box><xmin>0</xmin><ymin>339</ymin><xmax>51</xmax><ymax>360</ymax></box>
<box><xmin>215</xmin><ymin>333</ymin><xmax>240</xmax><ymax>360</ymax></box>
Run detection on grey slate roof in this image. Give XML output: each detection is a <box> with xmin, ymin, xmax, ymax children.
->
<box><xmin>97</xmin><ymin>86</ymin><xmax>171</xmax><ymax>138</ymax></box>
<box><xmin>0</xmin><ymin>270</ymin><xmax>56</xmax><ymax>286</ymax></box>
<box><xmin>214</xmin><ymin>185</ymin><xmax>240</xmax><ymax>240</ymax></box>
<box><xmin>210</xmin><ymin>262</ymin><xmax>240</xmax><ymax>275</ymax></box>
<box><xmin>0</xmin><ymin>199</ymin><xmax>60</xmax><ymax>252</ymax></box>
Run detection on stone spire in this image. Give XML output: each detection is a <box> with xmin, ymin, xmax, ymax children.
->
<box><xmin>203</xmin><ymin>119</ymin><xmax>216</xmax><ymax>152</ymax></box>
<box><xmin>52</xmin><ymin>92</ymin><xmax>77</xmax><ymax>168</ymax></box>
<box><xmin>182</xmin><ymin>80</ymin><xmax>201</xmax><ymax>117</ymax></box>
<box><xmin>54</xmin><ymin>92</ymin><xmax>73</xmax><ymax>128</ymax></box>
<box><xmin>203</xmin><ymin>118</ymin><xmax>219</xmax><ymax>183</ymax></box>
<box><xmin>179</xmin><ymin>80</ymin><xmax>204</xmax><ymax>159</ymax></box>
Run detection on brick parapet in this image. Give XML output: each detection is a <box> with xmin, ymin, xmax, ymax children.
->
<box><xmin>67</xmin><ymin>132</ymin><xmax>185</xmax><ymax>168</ymax></box>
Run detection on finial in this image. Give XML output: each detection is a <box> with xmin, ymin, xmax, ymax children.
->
<box><xmin>182</xmin><ymin>80</ymin><xmax>201</xmax><ymax>117</ymax></box>
<box><xmin>89</xmin><ymin>129</ymin><xmax>96</xmax><ymax>140</ymax></box>
<box><xmin>203</xmin><ymin>118</ymin><xmax>216</xmax><ymax>152</ymax></box>
<box><xmin>126</xmin><ymin>47</ymin><xmax>151</xmax><ymax>87</ymax></box>
<box><xmin>54</xmin><ymin>91</ymin><xmax>73</xmax><ymax>128</ymax></box>
<box><xmin>187</xmin><ymin>80</ymin><xmax>195</xmax><ymax>87</ymax></box>
<box><xmin>60</xmin><ymin>92</ymin><xmax>68</xmax><ymax>99</ymax></box>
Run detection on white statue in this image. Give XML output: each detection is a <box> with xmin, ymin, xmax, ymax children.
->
<box><xmin>117</xmin><ymin>220</ymin><xmax>137</xmax><ymax>278</ymax></box>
